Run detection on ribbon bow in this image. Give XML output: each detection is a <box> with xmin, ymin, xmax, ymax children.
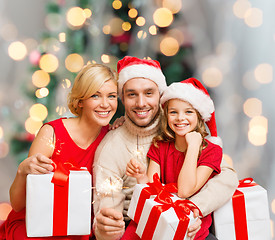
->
<box><xmin>238</xmin><ymin>178</ymin><xmax>257</xmax><ymax>188</ymax></box>
<box><xmin>141</xmin><ymin>190</ymin><xmax>202</xmax><ymax>240</ymax></box>
<box><xmin>134</xmin><ymin>173</ymin><xmax>178</xmax><ymax>223</ymax></box>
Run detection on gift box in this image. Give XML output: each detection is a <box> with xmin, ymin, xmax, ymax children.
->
<box><xmin>213</xmin><ymin>178</ymin><xmax>271</xmax><ymax>240</ymax></box>
<box><xmin>128</xmin><ymin>174</ymin><xmax>177</xmax><ymax>224</ymax></box>
<box><xmin>26</xmin><ymin>163</ymin><xmax>92</xmax><ymax>237</ymax></box>
<box><xmin>136</xmin><ymin>192</ymin><xmax>199</xmax><ymax>240</ymax></box>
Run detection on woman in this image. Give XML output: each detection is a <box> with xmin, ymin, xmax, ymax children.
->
<box><xmin>0</xmin><ymin>63</ymin><xmax>118</xmax><ymax>240</ymax></box>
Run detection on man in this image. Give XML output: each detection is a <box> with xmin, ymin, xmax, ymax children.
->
<box><xmin>93</xmin><ymin>56</ymin><xmax>238</xmax><ymax>240</ymax></box>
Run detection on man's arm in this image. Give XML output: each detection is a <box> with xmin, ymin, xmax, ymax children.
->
<box><xmin>93</xmin><ymin>133</ymin><xmax>127</xmax><ymax>240</ymax></box>
<box><xmin>189</xmin><ymin>158</ymin><xmax>238</xmax><ymax>216</ymax></box>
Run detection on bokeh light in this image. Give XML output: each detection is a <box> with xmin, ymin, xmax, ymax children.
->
<box><xmin>0</xmin><ymin>142</ymin><xmax>9</xmax><ymax>159</ymax></box>
<box><xmin>45</xmin><ymin>13</ymin><xmax>63</xmax><ymax>31</ymax></box>
<box><xmin>59</xmin><ymin>32</ymin><xmax>66</xmax><ymax>42</ymax></box>
<box><xmin>136</xmin><ymin>17</ymin><xmax>146</xmax><ymax>26</ymax></box>
<box><xmin>248</xmin><ymin>125</ymin><xmax>267</xmax><ymax>146</ymax></box>
<box><xmin>223</xmin><ymin>154</ymin><xmax>233</xmax><ymax>167</ymax></box>
<box><xmin>29</xmin><ymin>103</ymin><xmax>48</xmax><ymax>121</ymax></box>
<box><xmin>243</xmin><ymin>98</ymin><xmax>262</xmax><ymax>117</ymax></box>
<box><xmin>202</xmin><ymin>67</ymin><xmax>223</xmax><ymax>87</ymax></box>
<box><xmin>0</xmin><ymin>203</ymin><xmax>12</xmax><ymax>221</ymax></box>
<box><xmin>35</xmin><ymin>88</ymin><xmax>49</xmax><ymax>98</ymax></box>
<box><xmin>39</xmin><ymin>54</ymin><xmax>59</xmax><ymax>73</ymax></box>
<box><xmin>0</xmin><ymin>23</ymin><xmax>18</xmax><ymax>41</ymax></box>
<box><xmin>0</xmin><ymin>127</ymin><xmax>3</xmax><ymax>139</ymax></box>
<box><xmin>149</xmin><ymin>25</ymin><xmax>157</xmax><ymax>35</ymax></box>
<box><xmin>112</xmin><ymin>0</ymin><xmax>122</xmax><ymax>10</ymax></box>
<box><xmin>109</xmin><ymin>17</ymin><xmax>124</xmax><ymax>36</ymax></box>
<box><xmin>25</xmin><ymin>117</ymin><xmax>43</xmax><ymax>135</ymax></box>
<box><xmin>137</xmin><ymin>30</ymin><xmax>147</xmax><ymax>39</ymax></box>
<box><xmin>32</xmin><ymin>70</ymin><xmax>50</xmax><ymax>88</ymax></box>
<box><xmin>103</xmin><ymin>25</ymin><xmax>111</xmax><ymax>34</ymax></box>
<box><xmin>128</xmin><ymin>8</ymin><xmax>138</xmax><ymax>18</ymax></box>
<box><xmin>56</xmin><ymin>106</ymin><xmax>67</xmax><ymax>116</ymax></box>
<box><xmin>83</xmin><ymin>8</ymin><xmax>92</xmax><ymax>18</ymax></box>
<box><xmin>65</xmin><ymin>53</ymin><xmax>84</xmax><ymax>72</ymax></box>
<box><xmin>254</xmin><ymin>63</ymin><xmax>273</xmax><ymax>84</ymax></box>
<box><xmin>233</xmin><ymin>0</ymin><xmax>251</xmax><ymax>19</ymax></box>
<box><xmin>101</xmin><ymin>54</ymin><xmax>110</xmax><ymax>63</ymax></box>
<box><xmin>153</xmin><ymin>8</ymin><xmax>173</xmax><ymax>28</ymax></box>
<box><xmin>61</xmin><ymin>79</ymin><xmax>71</xmax><ymax>89</ymax></box>
<box><xmin>122</xmin><ymin>22</ymin><xmax>131</xmax><ymax>31</ymax></box>
<box><xmin>162</xmin><ymin>0</ymin><xmax>182</xmax><ymax>14</ymax></box>
<box><xmin>8</xmin><ymin>41</ymin><xmax>27</xmax><ymax>61</ymax></box>
<box><xmin>66</xmin><ymin>7</ymin><xmax>86</xmax><ymax>27</ymax></box>
<box><xmin>244</xmin><ymin>8</ymin><xmax>263</xmax><ymax>28</ymax></box>
<box><xmin>160</xmin><ymin>37</ymin><xmax>179</xmax><ymax>56</ymax></box>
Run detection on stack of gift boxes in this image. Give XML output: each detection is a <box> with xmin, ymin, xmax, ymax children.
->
<box><xmin>128</xmin><ymin>176</ymin><xmax>272</xmax><ymax>240</ymax></box>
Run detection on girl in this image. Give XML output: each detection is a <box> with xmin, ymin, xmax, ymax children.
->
<box><xmin>126</xmin><ymin>78</ymin><xmax>222</xmax><ymax>240</ymax></box>
<box><xmin>0</xmin><ymin>63</ymin><xmax>119</xmax><ymax>240</ymax></box>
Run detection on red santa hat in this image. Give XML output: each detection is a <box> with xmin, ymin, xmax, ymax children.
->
<box><xmin>117</xmin><ymin>56</ymin><xmax>167</xmax><ymax>98</ymax></box>
<box><xmin>161</xmin><ymin>77</ymin><xmax>222</xmax><ymax>146</ymax></box>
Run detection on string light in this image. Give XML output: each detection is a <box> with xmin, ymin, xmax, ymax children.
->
<box><xmin>8</xmin><ymin>41</ymin><xmax>27</xmax><ymax>61</ymax></box>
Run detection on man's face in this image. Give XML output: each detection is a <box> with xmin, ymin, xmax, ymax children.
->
<box><xmin>122</xmin><ymin>78</ymin><xmax>160</xmax><ymax>127</ymax></box>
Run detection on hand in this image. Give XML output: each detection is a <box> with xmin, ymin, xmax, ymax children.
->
<box><xmin>126</xmin><ymin>158</ymin><xmax>146</xmax><ymax>179</ymax></box>
<box><xmin>94</xmin><ymin>208</ymin><xmax>125</xmax><ymax>240</ymax></box>
<box><xmin>18</xmin><ymin>153</ymin><xmax>54</xmax><ymax>176</ymax></box>
<box><xmin>109</xmin><ymin>116</ymin><xmax>125</xmax><ymax>130</ymax></box>
<box><xmin>185</xmin><ymin>131</ymin><xmax>202</xmax><ymax>148</ymax></box>
<box><xmin>187</xmin><ymin>209</ymin><xmax>202</xmax><ymax>239</ymax></box>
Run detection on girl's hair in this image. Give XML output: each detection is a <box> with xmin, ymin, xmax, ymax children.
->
<box><xmin>152</xmin><ymin>100</ymin><xmax>209</xmax><ymax>154</ymax></box>
<box><xmin>68</xmin><ymin>63</ymin><xmax>118</xmax><ymax>116</ymax></box>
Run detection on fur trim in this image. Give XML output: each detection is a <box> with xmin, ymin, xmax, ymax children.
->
<box><xmin>207</xmin><ymin>136</ymin><xmax>223</xmax><ymax>147</ymax></box>
<box><xmin>160</xmin><ymin>82</ymin><xmax>215</xmax><ymax>121</ymax></box>
<box><xmin>118</xmin><ymin>64</ymin><xmax>167</xmax><ymax>98</ymax></box>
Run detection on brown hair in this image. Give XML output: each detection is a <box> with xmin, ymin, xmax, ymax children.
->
<box><xmin>68</xmin><ymin>64</ymin><xmax>118</xmax><ymax>116</ymax></box>
<box><xmin>152</xmin><ymin>100</ymin><xmax>209</xmax><ymax>154</ymax></box>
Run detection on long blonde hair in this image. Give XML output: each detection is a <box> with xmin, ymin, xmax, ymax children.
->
<box><xmin>68</xmin><ymin>64</ymin><xmax>118</xmax><ymax>116</ymax></box>
<box><xmin>152</xmin><ymin>100</ymin><xmax>209</xmax><ymax>154</ymax></box>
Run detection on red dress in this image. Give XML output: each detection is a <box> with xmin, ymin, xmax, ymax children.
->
<box><xmin>0</xmin><ymin>118</ymin><xmax>109</xmax><ymax>240</ymax></box>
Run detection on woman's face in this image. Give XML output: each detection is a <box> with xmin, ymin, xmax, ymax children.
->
<box><xmin>79</xmin><ymin>80</ymin><xmax>118</xmax><ymax>126</ymax></box>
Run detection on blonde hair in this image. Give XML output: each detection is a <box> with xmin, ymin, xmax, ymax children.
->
<box><xmin>152</xmin><ymin>100</ymin><xmax>209</xmax><ymax>154</ymax></box>
<box><xmin>68</xmin><ymin>64</ymin><xmax>118</xmax><ymax>116</ymax></box>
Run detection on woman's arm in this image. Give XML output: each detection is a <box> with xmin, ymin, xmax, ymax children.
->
<box><xmin>9</xmin><ymin>124</ymin><xmax>55</xmax><ymax>212</ymax></box>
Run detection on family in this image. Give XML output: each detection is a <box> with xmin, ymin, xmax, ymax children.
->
<box><xmin>0</xmin><ymin>56</ymin><xmax>239</xmax><ymax>240</ymax></box>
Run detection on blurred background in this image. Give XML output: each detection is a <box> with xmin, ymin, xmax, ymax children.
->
<box><xmin>0</xmin><ymin>0</ymin><xmax>274</xmax><ymax>237</ymax></box>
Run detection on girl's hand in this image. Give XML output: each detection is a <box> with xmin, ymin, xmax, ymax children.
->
<box><xmin>18</xmin><ymin>153</ymin><xmax>54</xmax><ymax>176</ymax></box>
<box><xmin>109</xmin><ymin>116</ymin><xmax>125</xmax><ymax>130</ymax></box>
<box><xmin>126</xmin><ymin>158</ymin><xmax>146</xmax><ymax>179</ymax></box>
<box><xmin>185</xmin><ymin>131</ymin><xmax>202</xmax><ymax>148</ymax></box>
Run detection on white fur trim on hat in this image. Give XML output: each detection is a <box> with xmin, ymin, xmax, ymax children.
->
<box><xmin>118</xmin><ymin>64</ymin><xmax>167</xmax><ymax>98</ymax></box>
<box><xmin>160</xmin><ymin>82</ymin><xmax>215</xmax><ymax>121</ymax></box>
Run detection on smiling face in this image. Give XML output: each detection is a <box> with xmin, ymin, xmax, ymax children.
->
<box><xmin>167</xmin><ymin>99</ymin><xmax>198</xmax><ymax>138</ymax></box>
<box><xmin>122</xmin><ymin>78</ymin><xmax>160</xmax><ymax>127</ymax></box>
<box><xmin>79</xmin><ymin>80</ymin><xmax>118</xmax><ymax>126</ymax></box>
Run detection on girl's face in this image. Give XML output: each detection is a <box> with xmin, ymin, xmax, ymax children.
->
<box><xmin>167</xmin><ymin>99</ymin><xmax>198</xmax><ymax>138</ymax></box>
<box><xmin>79</xmin><ymin>80</ymin><xmax>118</xmax><ymax>126</ymax></box>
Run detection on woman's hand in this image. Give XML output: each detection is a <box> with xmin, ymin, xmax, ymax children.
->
<box><xmin>18</xmin><ymin>153</ymin><xmax>54</xmax><ymax>176</ymax></box>
<box><xmin>109</xmin><ymin>116</ymin><xmax>125</xmax><ymax>130</ymax></box>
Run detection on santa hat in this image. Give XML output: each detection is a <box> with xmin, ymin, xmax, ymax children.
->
<box><xmin>117</xmin><ymin>56</ymin><xmax>167</xmax><ymax>98</ymax></box>
<box><xmin>160</xmin><ymin>78</ymin><xmax>222</xmax><ymax>147</ymax></box>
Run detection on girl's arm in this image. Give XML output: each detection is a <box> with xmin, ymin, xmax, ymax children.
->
<box><xmin>177</xmin><ymin>132</ymin><xmax>213</xmax><ymax>198</ymax></box>
<box><xmin>9</xmin><ymin>124</ymin><xmax>55</xmax><ymax>212</ymax></box>
<box><xmin>126</xmin><ymin>158</ymin><xmax>160</xmax><ymax>184</ymax></box>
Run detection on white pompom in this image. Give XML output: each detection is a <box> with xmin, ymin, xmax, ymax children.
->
<box><xmin>207</xmin><ymin>136</ymin><xmax>223</xmax><ymax>147</ymax></box>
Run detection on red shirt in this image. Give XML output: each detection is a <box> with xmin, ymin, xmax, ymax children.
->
<box><xmin>147</xmin><ymin>139</ymin><xmax>222</xmax><ymax>240</ymax></box>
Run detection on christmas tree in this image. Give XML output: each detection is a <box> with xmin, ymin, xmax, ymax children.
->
<box><xmin>10</xmin><ymin>0</ymin><xmax>194</xmax><ymax>164</ymax></box>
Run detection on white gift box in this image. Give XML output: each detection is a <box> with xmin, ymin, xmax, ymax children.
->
<box><xmin>136</xmin><ymin>196</ymin><xmax>197</xmax><ymax>240</ymax></box>
<box><xmin>127</xmin><ymin>183</ymin><xmax>156</xmax><ymax>223</ymax></box>
<box><xmin>213</xmin><ymin>179</ymin><xmax>271</xmax><ymax>240</ymax></box>
<box><xmin>26</xmin><ymin>170</ymin><xmax>91</xmax><ymax>237</ymax></box>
